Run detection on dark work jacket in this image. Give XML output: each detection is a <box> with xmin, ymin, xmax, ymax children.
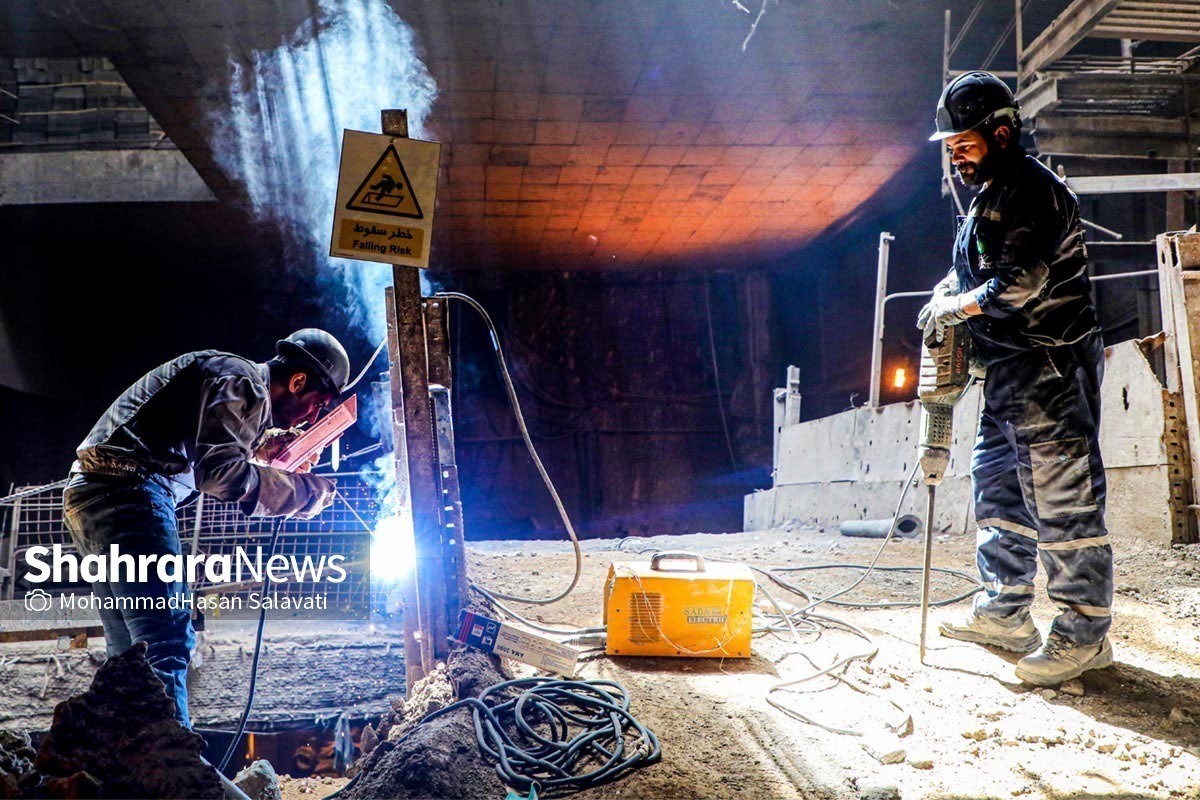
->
<box><xmin>952</xmin><ymin>146</ymin><xmax>1099</xmax><ymax>365</ymax></box>
<box><xmin>74</xmin><ymin>351</ymin><xmax>324</xmax><ymax>517</ymax></box>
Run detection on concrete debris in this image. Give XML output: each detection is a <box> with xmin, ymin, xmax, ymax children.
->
<box><xmin>34</xmin><ymin>641</ymin><xmax>222</xmax><ymax>799</ymax></box>
<box><xmin>1038</xmin><ymin>689</ymin><xmax>1057</xmax><ymax>701</ymax></box>
<box><xmin>906</xmin><ymin>753</ymin><xmax>934</xmax><ymax>770</ymax></box>
<box><xmin>233</xmin><ymin>759</ymin><xmax>282</xmax><ymax>800</ymax></box>
<box><xmin>860</xmin><ymin>735</ymin><xmax>906</xmax><ymax>765</ymax></box>
<box><xmin>345</xmin><ymin>648</ymin><xmax>509</xmax><ymax>800</ymax></box>
<box><xmin>1169</xmin><ymin>707</ymin><xmax>1196</xmax><ymax>723</ymax></box>
<box><xmin>1059</xmin><ymin>679</ymin><xmax>1085</xmax><ymax>697</ymax></box>
<box><xmin>0</xmin><ymin>730</ymin><xmax>38</xmax><ymax>798</ymax></box>
<box><xmin>359</xmin><ymin>723</ymin><xmax>379</xmax><ymax>757</ymax></box>
<box><xmin>858</xmin><ymin>783</ymin><xmax>901</xmax><ymax>800</ymax></box>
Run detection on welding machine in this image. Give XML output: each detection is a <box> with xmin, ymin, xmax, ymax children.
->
<box><xmin>603</xmin><ymin>552</ymin><xmax>754</xmax><ymax>658</ymax></box>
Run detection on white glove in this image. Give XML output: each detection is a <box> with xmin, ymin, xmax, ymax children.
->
<box><xmin>916</xmin><ymin>293</ymin><xmax>970</xmax><ymax>343</ymax></box>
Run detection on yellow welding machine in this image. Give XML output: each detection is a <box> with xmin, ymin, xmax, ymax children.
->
<box><xmin>603</xmin><ymin>551</ymin><xmax>754</xmax><ymax>658</ymax></box>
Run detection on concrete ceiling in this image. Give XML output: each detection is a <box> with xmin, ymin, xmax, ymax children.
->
<box><xmin>0</xmin><ymin>0</ymin><xmax>984</xmax><ymax>271</ymax></box>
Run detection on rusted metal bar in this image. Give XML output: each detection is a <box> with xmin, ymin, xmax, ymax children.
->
<box><xmin>385</xmin><ymin>286</ymin><xmax>425</xmax><ymax>688</ymax></box>
<box><xmin>425</xmin><ymin>298</ymin><xmax>469</xmax><ymax>630</ymax></box>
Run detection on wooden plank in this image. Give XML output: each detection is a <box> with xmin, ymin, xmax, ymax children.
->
<box><xmin>0</xmin><ymin>625</ymin><xmax>103</xmax><ymax>644</ymax></box>
<box><xmin>1158</xmin><ymin>233</ymin><xmax>1183</xmax><ymax>395</ymax></box>
<box><xmin>1034</xmin><ymin>115</ymin><xmax>1193</xmax><ymax>159</ymax></box>
<box><xmin>1020</xmin><ymin>0</ymin><xmax>1121</xmax><ymax>75</ymax></box>
<box><xmin>1066</xmin><ymin>173</ymin><xmax>1200</xmax><ymax>195</ymax></box>
<box><xmin>1177</xmin><ymin>233</ymin><xmax>1200</xmax><ymax>269</ymax></box>
<box><xmin>1016</xmin><ymin>77</ymin><xmax>1061</xmax><ymax>119</ymax></box>
<box><xmin>1092</xmin><ymin>25</ymin><xmax>1200</xmax><ymax>42</ymax></box>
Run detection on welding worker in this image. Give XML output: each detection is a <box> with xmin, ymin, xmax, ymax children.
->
<box><xmin>62</xmin><ymin>329</ymin><xmax>350</xmax><ymax>726</ymax></box>
<box><xmin>918</xmin><ymin>72</ymin><xmax>1112</xmax><ymax>686</ymax></box>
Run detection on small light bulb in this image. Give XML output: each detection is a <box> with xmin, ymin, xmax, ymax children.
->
<box><xmin>893</xmin><ymin>367</ymin><xmax>907</xmax><ymax>388</ymax></box>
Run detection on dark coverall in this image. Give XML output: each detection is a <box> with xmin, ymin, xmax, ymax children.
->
<box><xmin>63</xmin><ymin>351</ymin><xmax>331</xmax><ymax>727</ymax></box>
<box><xmin>953</xmin><ymin>145</ymin><xmax>1112</xmax><ymax>646</ymax></box>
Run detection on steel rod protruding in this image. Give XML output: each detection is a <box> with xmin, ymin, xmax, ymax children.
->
<box><xmin>919</xmin><ymin>484</ymin><xmax>936</xmax><ymax>664</ymax></box>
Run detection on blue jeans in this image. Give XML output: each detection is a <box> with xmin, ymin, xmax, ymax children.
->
<box><xmin>971</xmin><ymin>331</ymin><xmax>1113</xmax><ymax>645</ymax></box>
<box><xmin>63</xmin><ymin>473</ymin><xmax>195</xmax><ymax>727</ymax></box>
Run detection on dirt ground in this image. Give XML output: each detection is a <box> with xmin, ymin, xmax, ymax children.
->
<box><xmin>459</xmin><ymin>524</ymin><xmax>1200</xmax><ymax>800</ymax></box>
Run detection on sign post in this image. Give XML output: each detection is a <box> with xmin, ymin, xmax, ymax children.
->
<box><xmin>332</xmin><ymin>110</ymin><xmax>468</xmax><ymax>690</ymax></box>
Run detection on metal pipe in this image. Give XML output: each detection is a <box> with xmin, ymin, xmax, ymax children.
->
<box><xmin>919</xmin><ymin>485</ymin><xmax>936</xmax><ymax>665</ymax></box>
<box><xmin>839</xmin><ymin>515</ymin><xmax>922</xmax><ymax>539</ymax></box>
<box><xmin>869</xmin><ymin>232</ymin><xmax>896</xmax><ymax>408</ymax></box>
<box><xmin>1014</xmin><ymin>0</ymin><xmax>1024</xmax><ymax>87</ymax></box>
<box><xmin>1090</xmin><ymin>269</ymin><xmax>1159</xmax><ymax>283</ymax></box>
<box><xmin>1080</xmin><ymin>217</ymin><xmax>1124</xmax><ymax>240</ymax></box>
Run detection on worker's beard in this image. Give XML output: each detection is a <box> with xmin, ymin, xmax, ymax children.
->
<box><xmin>955</xmin><ymin>139</ymin><xmax>1009</xmax><ymax>187</ymax></box>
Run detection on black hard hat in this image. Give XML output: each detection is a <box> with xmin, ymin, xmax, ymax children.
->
<box><xmin>275</xmin><ymin>328</ymin><xmax>351</xmax><ymax>394</ymax></box>
<box><xmin>930</xmin><ymin>71</ymin><xmax>1021</xmax><ymax>141</ymax></box>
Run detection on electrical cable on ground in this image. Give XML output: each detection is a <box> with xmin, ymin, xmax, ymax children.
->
<box><xmin>434</xmin><ymin>291</ymin><xmax>583</xmax><ymax>607</ymax></box>
<box><xmin>418</xmin><ymin>677</ymin><xmax>660</xmax><ymax>796</ymax></box>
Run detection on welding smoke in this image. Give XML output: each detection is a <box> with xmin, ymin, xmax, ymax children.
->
<box><xmin>210</xmin><ymin>0</ymin><xmax>434</xmax><ymax>583</ymax></box>
<box><xmin>210</xmin><ymin>0</ymin><xmax>438</xmax><ymax>348</ymax></box>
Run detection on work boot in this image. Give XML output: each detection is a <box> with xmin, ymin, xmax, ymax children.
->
<box><xmin>1015</xmin><ymin>633</ymin><xmax>1113</xmax><ymax>686</ymax></box>
<box><xmin>938</xmin><ymin>606</ymin><xmax>1042</xmax><ymax>653</ymax></box>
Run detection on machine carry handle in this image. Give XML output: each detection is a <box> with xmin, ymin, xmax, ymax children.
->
<box><xmin>650</xmin><ymin>551</ymin><xmax>707</xmax><ymax>572</ymax></box>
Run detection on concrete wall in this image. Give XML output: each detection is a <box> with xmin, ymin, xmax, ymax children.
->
<box><xmin>746</xmin><ymin>341</ymin><xmax>1173</xmax><ymax>543</ymax></box>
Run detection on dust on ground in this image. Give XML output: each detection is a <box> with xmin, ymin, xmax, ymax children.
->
<box><xmin>278</xmin><ymin>774</ymin><xmax>349</xmax><ymax>800</ymax></box>
<box><xmin>459</xmin><ymin>525</ymin><xmax>1200</xmax><ymax>800</ymax></box>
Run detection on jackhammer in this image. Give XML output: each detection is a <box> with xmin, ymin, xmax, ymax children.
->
<box><xmin>916</xmin><ymin>319</ymin><xmax>972</xmax><ymax>664</ymax></box>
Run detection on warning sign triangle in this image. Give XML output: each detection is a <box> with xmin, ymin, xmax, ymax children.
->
<box><xmin>345</xmin><ymin>144</ymin><xmax>424</xmax><ymax>219</ymax></box>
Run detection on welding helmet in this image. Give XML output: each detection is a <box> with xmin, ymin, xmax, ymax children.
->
<box><xmin>930</xmin><ymin>71</ymin><xmax>1021</xmax><ymax>141</ymax></box>
<box><xmin>275</xmin><ymin>328</ymin><xmax>351</xmax><ymax>394</ymax></box>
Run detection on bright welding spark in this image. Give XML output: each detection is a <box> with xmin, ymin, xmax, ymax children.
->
<box><xmin>893</xmin><ymin>367</ymin><xmax>907</xmax><ymax>389</ymax></box>
<box><xmin>371</xmin><ymin>512</ymin><xmax>415</xmax><ymax>583</ymax></box>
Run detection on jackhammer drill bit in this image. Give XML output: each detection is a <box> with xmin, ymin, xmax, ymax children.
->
<box><xmin>916</xmin><ymin>319</ymin><xmax>972</xmax><ymax>665</ymax></box>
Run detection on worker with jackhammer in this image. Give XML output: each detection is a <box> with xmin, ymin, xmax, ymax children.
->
<box><xmin>63</xmin><ymin>329</ymin><xmax>350</xmax><ymax>726</ymax></box>
<box><xmin>918</xmin><ymin>72</ymin><xmax>1113</xmax><ymax>685</ymax></box>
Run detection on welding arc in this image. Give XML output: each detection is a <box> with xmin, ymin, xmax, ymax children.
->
<box><xmin>416</xmin><ymin>677</ymin><xmax>661</xmax><ymax>796</ymax></box>
<box><xmin>217</xmin><ymin>515</ymin><xmax>285</xmax><ymax>773</ymax></box>
<box><xmin>435</xmin><ymin>291</ymin><xmax>582</xmax><ymax>606</ymax></box>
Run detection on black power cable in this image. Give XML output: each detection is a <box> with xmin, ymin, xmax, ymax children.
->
<box><xmin>216</xmin><ymin>515</ymin><xmax>285</xmax><ymax>773</ymax></box>
<box><xmin>417</xmin><ymin>677</ymin><xmax>660</xmax><ymax>797</ymax></box>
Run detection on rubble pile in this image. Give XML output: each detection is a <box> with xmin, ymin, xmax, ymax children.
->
<box><xmin>0</xmin><ymin>730</ymin><xmax>39</xmax><ymax>798</ymax></box>
<box><xmin>34</xmin><ymin>642</ymin><xmax>223</xmax><ymax>799</ymax></box>
<box><xmin>344</xmin><ymin>649</ymin><xmax>509</xmax><ymax>800</ymax></box>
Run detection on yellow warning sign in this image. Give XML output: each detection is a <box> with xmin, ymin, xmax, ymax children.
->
<box><xmin>336</xmin><ymin>218</ymin><xmax>425</xmax><ymax>260</ymax></box>
<box><xmin>345</xmin><ymin>144</ymin><xmax>423</xmax><ymax>219</ymax></box>
<box><xmin>331</xmin><ymin>130</ymin><xmax>441</xmax><ymax>268</ymax></box>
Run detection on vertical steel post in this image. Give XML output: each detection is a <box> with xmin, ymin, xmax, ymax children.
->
<box><xmin>424</xmin><ymin>299</ymin><xmax>470</xmax><ymax>623</ymax></box>
<box><xmin>3</xmin><ymin>495</ymin><xmax>19</xmax><ymax>601</ymax></box>
<box><xmin>1014</xmin><ymin>0</ymin><xmax>1024</xmax><ymax>89</ymax></box>
<box><xmin>869</xmin><ymin>232</ymin><xmax>895</xmax><ymax>408</ymax></box>
<box><xmin>190</xmin><ymin>495</ymin><xmax>204</xmax><ymax>557</ymax></box>
<box><xmin>940</xmin><ymin>9</ymin><xmax>952</xmax><ymax>198</ymax></box>
<box><xmin>381</xmin><ymin>108</ymin><xmax>450</xmax><ymax>689</ymax></box>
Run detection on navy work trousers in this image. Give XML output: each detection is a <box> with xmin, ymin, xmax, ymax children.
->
<box><xmin>63</xmin><ymin>473</ymin><xmax>195</xmax><ymax>727</ymax></box>
<box><xmin>971</xmin><ymin>330</ymin><xmax>1113</xmax><ymax>645</ymax></box>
